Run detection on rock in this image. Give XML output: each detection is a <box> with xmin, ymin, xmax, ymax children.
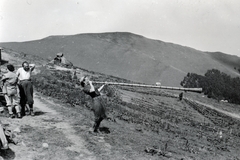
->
<box><xmin>42</xmin><ymin>143</ymin><xmax>49</xmax><ymax>148</ymax></box>
<box><xmin>0</xmin><ymin>107</ymin><xmax>4</xmax><ymax>112</ymax></box>
<box><xmin>14</xmin><ymin>127</ymin><xmax>21</xmax><ymax>133</ymax></box>
<box><xmin>21</xmin><ymin>141</ymin><xmax>26</xmax><ymax>147</ymax></box>
<box><xmin>164</xmin><ymin>152</ymin><xmax>172</xmax><ymax>158</ymax></box>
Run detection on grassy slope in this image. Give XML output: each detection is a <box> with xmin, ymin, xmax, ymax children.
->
<box><xmin>31</xmin><ymin>66</ymin><xmax>240</xmax><ymax>159</ymax></box>
<box><xmin>1</xmin><ymin>32</ymin><xmax>239</xmax><ymax>87</ymax></box>
<box><xmin>206</xmin><ymin>51</ymin><xmax>240</xmax><ymax>70</ymax></box>
<box><xmin>1</xmin><ymin>48</ymin><xmax>240</xmax><ymax>159</ymax></box>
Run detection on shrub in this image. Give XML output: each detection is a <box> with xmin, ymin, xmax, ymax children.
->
<box><xmin>181</xmin><ymin>69</ymin><xmax>240</xmax><ymax>104</ymax></box>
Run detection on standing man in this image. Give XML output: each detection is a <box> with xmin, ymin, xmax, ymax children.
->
<box><xmin>16</xmin><ymin>61</ymin><xmax>35</xmax><ymax>116</ymax></box>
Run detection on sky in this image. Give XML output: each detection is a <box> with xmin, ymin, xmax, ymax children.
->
<box><xmin>0</xmin><ymin>0</ymin><xmax>240</xmax><ymax>56</ymax></box>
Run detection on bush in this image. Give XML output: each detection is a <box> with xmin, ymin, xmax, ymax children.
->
<box><xmin>32</xmin><ymin>69</ymin><xmax>86</xmax><ymax>106</ymax></box>
<box><xmin>181</xmin><ymin>69</ymin><xmax>240</xmax><ymax>104</ymax></box>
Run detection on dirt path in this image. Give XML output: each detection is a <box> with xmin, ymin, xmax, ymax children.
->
<box><xmin>0</xmin><ymin>93</ymin><xmax>97</xmax><ymax>160</ymax></box>
<box><xmin>194</xmin><ymin>100</ymin><xmax>240</xmax><ymax>120</ymax></box>
<box><xmin>34</xmin><ymin>96</ymin><xmax>97</xmax><ymax>159</ymax></box>
<box><xmin>167</xmin><ymin>91</ymin><xmax>240</xmax><ymax>120</ymax></box>
<box><xmin>184</xmin><ymin>97</ymin><xmax>240</xmax><ymax>120</ymax></box>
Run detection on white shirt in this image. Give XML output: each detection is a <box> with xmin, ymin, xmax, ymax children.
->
<box><xmin>16</xmin><ymin>64</ymin><xmax>35</xmax><ymax>81</ymax></box>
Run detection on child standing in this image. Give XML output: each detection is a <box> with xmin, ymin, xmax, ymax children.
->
<box><xmin>1</xmin><ymin>64</ymin><xmax>21</xmax><ymax>118</ymax></box>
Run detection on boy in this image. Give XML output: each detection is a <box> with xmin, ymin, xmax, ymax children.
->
<box><xmin>1</xmin><ymin>64</ymin><xmax>21</xmax><ymax>118</ymax></box>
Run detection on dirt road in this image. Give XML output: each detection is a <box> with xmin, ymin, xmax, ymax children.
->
<box><xmin>0</xmin><ymin>93</ymin><xmax>98</xmax><ymax>160</ymax></box>
<box><xmin>194</xmin><ymin>100</ymin><xmax>240</xmax><ymax>120</ymax></box>
<box><xmin>169</xmin><ymin>92</ymin><xmax>240</xmax><ymax>120</ymax></box>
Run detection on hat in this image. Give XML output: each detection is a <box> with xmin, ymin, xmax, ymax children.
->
<box><xmin>7</xmin><ymin>64</ymin><xmax>15</xmax><ymax>72</ymax></box>
<box><xmin>56</xmin><ymin>52</ymin><xmax>64</xmax><ymax>57</ymax></box>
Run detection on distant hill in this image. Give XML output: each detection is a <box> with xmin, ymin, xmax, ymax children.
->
<box><xmin>1</xmin><ymin>32</ymin><xmax>239</xmax><ymax>86</ymax></box>
<box><xmin>206</xmin><ymin>51</ymin><xmax>240</xmax><ymax>71</ymax></box>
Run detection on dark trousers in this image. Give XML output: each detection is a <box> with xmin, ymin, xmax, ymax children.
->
<box><xmin>19</xmin><ymin>80</ymin><xmax>34</xmax><ymax>115</ymax></box>
<box><xmin>92</xmin><ymin>97</ymin><xmax>106</xmax><ymax>132</ymax></box>
<box><xmin>93</xmin><ymin>117</ymin><xmax>104</xmax><ymax>132</ymax></box>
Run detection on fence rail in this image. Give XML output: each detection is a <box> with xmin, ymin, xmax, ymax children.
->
<box><xmin>92</xmin><ymin>81</ymin><xmax>202</xmax><ymax>93</ymax></box>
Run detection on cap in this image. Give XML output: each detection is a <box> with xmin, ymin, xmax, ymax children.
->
<box><xmin>7</xmin><ymin>64</ymin><xmax>15</xmax><ymax>72</ymax></box>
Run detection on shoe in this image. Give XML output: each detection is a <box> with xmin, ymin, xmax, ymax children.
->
<box><xmin>1</xmin><ymin>144</ymin><xmax>9</xmax><ymax>150</ymax></box>
<box><xmin>88</xmin><ymin>130</ymin><xmax>98</xmax><ymax>136</ymax></box>
<box><xmin>17</xmin><ymin>113</ymin><xmax>22</xmax><ymax>118</ymax></box>
<box><xmin>0</xmin><ymin>107</ymin><xmax>4</xmax><ymax>113</ymax></box>
<box><xmin>9</xmin><ymin>114</ymin><xmax>15</xmax><ymax>118</ymax></box>
<box><xmin>25</xmin><ymin>111</ymin><xmax>30</xmax><ymax>115</ymax></box>
<box><xmin>30</xmin><ymin>111</ymin><xmax>35</xmax><ymax>116</ymax></box>
<box><xmin>21</xmin><ymin>111</ymin><xmax>26</xmax><ymax>116</ymax></box>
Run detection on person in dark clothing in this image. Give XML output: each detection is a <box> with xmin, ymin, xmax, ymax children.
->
<box><xmin>80</xmin><ymin>76</ymin><xmax>106</xmax><ymax>133</ymax></box>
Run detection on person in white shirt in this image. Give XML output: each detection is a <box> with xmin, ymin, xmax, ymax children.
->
<box><xmin>16</xmin><ymin>61</ymin><xmax>35</xmax><ymax>116</ymax></box>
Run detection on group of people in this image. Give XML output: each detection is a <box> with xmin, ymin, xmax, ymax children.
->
<box><xmin>0</xmin><ymin>60</ymin><xmax>109</xmax><ymax>151</ymax></box>
<box><xmin>1</xmin><ymin>60</ymin><xmax>107</xmax><ymax>134</ymax></box>
<box><xmin>0</xmin><ymin>61</ymin><xmax>35</xmax><ymax>118</ymax></box>
<box><xmin>48</xmin><ymin>52</ymin><xmax>73</xmax><ymax>68</ymax></box>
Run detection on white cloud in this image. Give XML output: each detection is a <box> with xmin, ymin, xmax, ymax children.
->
<box><xmin>0</xmin><ymin>0</ymin><xmax>240</xmax><ymax>55</ymax></box>
<box><xmin>85</xmin><ymin>11</ymin><xmax>99</xmax><ymax>17</ymax></box>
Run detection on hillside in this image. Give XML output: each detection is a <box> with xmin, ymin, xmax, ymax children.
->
<box><xmin>1</xmin><ymin>32</ymin><xmax>239</xmax><ymax>86</ymax></box>
<box><xmin>1</xmin><ymin>48</ymin><xmax>240</xmax><ymax>159</ymax></box>
<box><xmin>206</xmin><ymin>51</ymin><xmax>240</xmax><ymax>71</ymax></box>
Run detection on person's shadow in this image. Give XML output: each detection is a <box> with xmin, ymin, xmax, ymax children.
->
<box><xmin>99</xmin><ymin>127</ymin><xmax>110</xmax><ymax>134</ymax></box>
<box><xmin>33</xmin><ymin>111</ymin><xmax>45</xmax><ymax>116</ymax></box>
<box><xmin>0</xmin><ymin>148</ymin><xmax>16</xmax><ymax>160</ymax></box>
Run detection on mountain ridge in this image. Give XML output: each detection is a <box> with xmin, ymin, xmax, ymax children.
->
<box><xmin>1</xmin><ymin>32</ymin><xmax>239</xmax><ymax>86</ymax></box>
